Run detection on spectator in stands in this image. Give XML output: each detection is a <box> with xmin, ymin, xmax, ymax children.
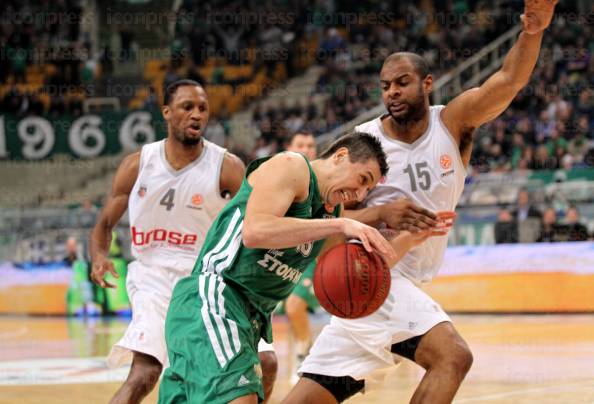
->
<box><xmin>494</xmin><ymin>208</ymin><xmax>518</xmax><ymax>244</ymax></box>
<box><xmin>537</xmin><ymin>207</ymin><xmax>564</xmax><ymax>243</ymax></box>
<box><xmin>284</xmin><ymin>132</ymin><xmax>316</xmax><ymax>160</ymax></box>
<box><xmin>513</xmin><ymin>189</ymin><xmax>542</xmax><ymax>223</ymax></box>
<box><xmin>63</xmin><ymin>236</ymin><xmax>79</xmax><ymax>266</ymax></box>
<box><xmin>318</xmin><ymin>28</ymin><xmax>347</xmax><ymax>62</ymax></box>
<box><xmin>142</xmin><ymin>86</ymin><xmax>160</xmax><ymax>110</ymax></box>
<box><xmin>560</xmin><ymin>206</ymin><xmax>590</xmax><ymax>242</ymax></box>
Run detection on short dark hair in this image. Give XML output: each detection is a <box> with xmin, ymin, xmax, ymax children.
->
<box><xmin>383</xmin><ymin>52</ymin><xmax>430</xmax><ymax>79</ymax></box>
<box><xmin>164</xmin><ymin>79</ymin><xmax>203</xmax><ymax>105</ymax></box>
<box><xmin>319</xmin><ymin>132</ymin><xmax>388</xmax><ymax>176</ymax></box>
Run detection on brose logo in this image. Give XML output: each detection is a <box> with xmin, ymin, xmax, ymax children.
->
<box><xmin>131</xmin><ymin>226</ymin><xmax>198</xmax><ymax>246</ymax></box>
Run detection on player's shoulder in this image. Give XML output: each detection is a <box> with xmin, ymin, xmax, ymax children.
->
<box><xmin>222</xmin><ymin>151</ymin><xmax>246</xmax><ymax>172</ymax></box>
<box><xmin>354</xmin><ymin>115</ymin><xmax>383</xmax><ymax>135</ymax></box>
<box><xmin>120</xmin><ymin>151</ymin><xmax>141</xmax><ymax>172</ymax></box>
<box><xmin>260</xmin><ymin>152</ymin><xmax>310</xmax><ymax>188</ymax></box>
<box><xmin>267</xmin><ymin>151</ymin><xmax>309</xmax><ymax>172</ymax></box>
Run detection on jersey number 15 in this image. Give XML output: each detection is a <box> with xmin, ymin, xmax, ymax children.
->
<box><xmin>404</xmin><ymin>162</ymin><xmax>431</xmax><ymax>192</ymax></box>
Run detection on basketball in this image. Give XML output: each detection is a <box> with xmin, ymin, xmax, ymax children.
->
<box><xmin>313</xmin><ymin>242</ymin><xmax>391</xmax><ymax>319</ymax></box>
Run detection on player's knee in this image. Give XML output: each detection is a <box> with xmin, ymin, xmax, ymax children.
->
<box><xmin>444</xmin><ymin>343</ymin><xmax>473</xmax><ymax>377</ymax></box>
<box><xmin>127</xmin><ymin>362</ymin><xmax>162</xmax><ymax>394</ymax></box>
<box><xmin>259</xmin><ymin>351</ymin><xmax>278</xmax><ymax>383</ymax></box>
<box><xmin>285</xmin><ymin>295</ymin><xmax>306</xmax><ymax>318</ymax></box>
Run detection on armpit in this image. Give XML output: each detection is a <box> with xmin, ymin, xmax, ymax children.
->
<box><xmin>459</xmin><ymin>126</ymin><xmax>475</xmax><ymax>155</ymax></box>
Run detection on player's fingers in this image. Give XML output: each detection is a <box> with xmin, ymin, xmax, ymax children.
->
<box><xmin>412</xmin><ymin>215</ymin><xmax>435</xmax><ymax>229</ymax></box>
<box><xmin>106</xmin><ymin>264</ymin><xmax>119</xmax><ymax>279</ymax></box>
<box><xmin>436</xmin><ymin>211</ymin><xmax>457</xmax><ymax>219</ymax></box>
<box><xmin>436</xmin><ymin>211</ymin><xmax>457</xmax><ymax>227</ymax></box>
<box><xmin>436</xmin><ymin>219</ymin><xmax>454</xmax><ymax>228</ymax></box>
<box><xmin>90</xmin><ymin>269</ymin><xmax>101</xmax><ymax>286</ymax></box>
<box><xmin>411</xmin><ymin>205</ymin><xmax>437</xmax><ymax>220</ymax></box>
<box><xmin>399</xmin><ymin>224</ymin><xmax>416</xmax><ymax>232</ymax></box>
<box><xmin>430</xmin><ymin>228</ymin><xmax>450</xmax><ymax>237</ymax></box>
<box><xmin>359</xmin><ymin>235</ymin><xmax>373</xmax><ymax>253</ymax></box>
<box><xmin>103</xmin><ymin>280</ymin><xmax>117</xmax><ymax>289</ymax></box>
<box><xmin>370</xmin><ymin>232</ymin><xmax>396</xmax><ymax>259</ymax></box>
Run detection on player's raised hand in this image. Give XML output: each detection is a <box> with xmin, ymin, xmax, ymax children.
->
<box><xmin>522</xmin><ymin>0</ymin><xmax>558</xmax><ymax>34</ymax></box>
<box><xmin>91</xmin><ymin>255</ymin><xmax>119</xmax><ymax>288</ymax></box>
<box><xmin>379</xmin><ymin>198</ymin><xmax>438</xmax><ymax>232</ymax></box>
<box><xmin>340</xmin><ymin>218</ymin><xmax>397</xmax><ymax>260</ymax></box>
<box><xmin>380</xmin><ymin>210</ymin><xmax>456</xmax><ymax>247</ymax></box>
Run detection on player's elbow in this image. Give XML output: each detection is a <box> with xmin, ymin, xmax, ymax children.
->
<box><xmin>499</xmin><ymin>73</ymin><xmax>529</xmax><ymax>93</ymax></box>
<box><xmin>242</xmin><ymin>225</ymin><xmax>263</xmax><ymax>248</ymax></box>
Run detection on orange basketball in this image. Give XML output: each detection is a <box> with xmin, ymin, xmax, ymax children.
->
<box><xmin>314</xmin><ymin>243</ymin><xmax>391</xmax><ymax>319</ymax></box>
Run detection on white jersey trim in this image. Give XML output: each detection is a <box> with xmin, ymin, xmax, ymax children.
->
<box><xmin>159</xmin><ymin>139</ymin><xmax>209</xmax><ymax>177</ymax></box>
<box><xmin>434</xmin><ymin>105</ymin><xmax>468</xmax><ymax>176</ymax></box>
<box><xmin>373</xmin><ymin>113</ymin><xmax>433</xmax><ymax>150</ymax></box>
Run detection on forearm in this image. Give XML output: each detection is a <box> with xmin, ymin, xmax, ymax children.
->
<box><xmin>89</xmin><ymin>221</ymin><xmax>113</xmax><ymax>261</ymax></box>
<box><xmin>500</xmin><ymin>30</ymin><xmax>544</xmax><ymax>89</ymax></box>
<box><xmin>383</xmin><ymin>233</ymin><xmax>415</xmax><ymax>268</ymax></box>
<box><xmin>243</xmin><ymin>215</ymin><xmax>344</xmax><ymax>249</ymax></box>
<box><xmin>343</xmin><ymin>206</ymin><xmax>382</xmax><ymax>226</ymax></box>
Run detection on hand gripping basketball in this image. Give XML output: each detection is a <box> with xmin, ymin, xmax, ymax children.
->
<box><xmin>521</xmin><ymin>0</ymin><xmax>558</xmax><ymax>35</ymax></box>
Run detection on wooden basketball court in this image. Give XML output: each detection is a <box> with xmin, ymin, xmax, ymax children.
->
<box><xmin>1</xmin><ymin>314</ymin><xmax>593</xmax><ymax>403</ymax></box>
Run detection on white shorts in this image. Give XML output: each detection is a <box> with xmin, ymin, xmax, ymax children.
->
<box><xmin>299</xmin><ymin>272</ymin><xmax>450</xmax><ymax>380</ymax></box>
<box><xmin>107</xmin><ymin>261</ymin><xmax>275</xmax><ymax>368</ymax></box>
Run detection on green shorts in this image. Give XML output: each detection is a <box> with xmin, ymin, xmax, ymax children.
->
<box><xmin>290</xmin><ymin>261</ymin><xmax>320</xmax><ymax>312</ymax></box>
<box><xmin>158</xmin><ymin>273</ymin><xmax>265</xmax><ymax>404</ymax></box>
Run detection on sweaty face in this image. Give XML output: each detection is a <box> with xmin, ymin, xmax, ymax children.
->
<box><xmin>380</xmin><ymin>59</ymin><xmax>429</xmax><ymax>125</ymax></box>
<box><xmin>163</xmin><ymin>85</ymin><xmax>209</xmax><ymax>146</ymax></box>
<box><xmin>325</xmin><ymin>150</ymin><xmax>382</xmax><ymax>207</ymax></box>
<box><xmin>287</xmin><ymin>134</ymin><xmax>317</xmax><ymax>160</ymax></box>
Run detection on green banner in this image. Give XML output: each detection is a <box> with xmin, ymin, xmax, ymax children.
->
<box><xmin>0</xmin><ymin>110</ymin><xmax>167</xmax><ymax>160</ymax></box>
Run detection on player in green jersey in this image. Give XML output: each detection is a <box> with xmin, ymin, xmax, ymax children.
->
<box><xmin>283</xmin><ymin>132</ymin><xmax>322</xmax><ymax>382</ymax></box>
<box><xmin>158</xmin><ymin>132</ymin><xmax>447</xmax><ymax>403</ymax></box>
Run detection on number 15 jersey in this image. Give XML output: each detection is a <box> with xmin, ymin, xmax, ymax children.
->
<box><xmin>355</xmin><ymin>105</ymin><xmax>466</xmax><ymax>284</ymax></box>
<box><xmin>128</xmin><ymin>139</ymin><xmax>227</xmax><ymax>273</ymax></box>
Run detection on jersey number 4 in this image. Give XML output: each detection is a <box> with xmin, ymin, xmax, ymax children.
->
<box><xmin>160</xmin><ymin>188</ymin><xmax>175</xmax><ymax>211</ymax></box>
<box><xmin>404</xmin><ymin>162</ymin><xmax>431</xmax><ymax>192</ymax></box>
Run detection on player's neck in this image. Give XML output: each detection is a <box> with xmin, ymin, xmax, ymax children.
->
<box><xmin>383</xmin><ymin>113</ymin><xmax>429</xmax><ymax>144</ymax></box>
<box><xmin>164</xmin><ymin>137</ymin><xmax>204</xmax><ymax>170</ymax></box>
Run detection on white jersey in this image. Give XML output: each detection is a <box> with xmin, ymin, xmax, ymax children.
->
<box><xmin>355</xmin><ymin>105</ymin><xmax>466</xmax><ymax>283</ymax></box>
<box><xmin>128</xmin><ymin>139</ymin><xmax>227</xmax><ymax>273</ymax></box>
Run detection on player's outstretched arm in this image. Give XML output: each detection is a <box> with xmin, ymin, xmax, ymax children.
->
<box><xmin>344</xmin><ymin>198</ymin><xmax>438</xmax><ymax>231</ymax></box>
<box><xmin>379</xmin><ymin>211</ymin><xmax>456</xmax><ymax>268</ymax></box>
<box><xmin>242</xmin><ymin>153</ymin><xmax>395</xmax><ymax>259</ymax></box>
<box><xmin>89</xmin><ymin>152</ymin><xmax>139</xmax><ymax>288</ymax></box>
<box><xmin>442</xmin><ymin>0</ymin><xmax>558</xmax><ymax>165</ymax></box>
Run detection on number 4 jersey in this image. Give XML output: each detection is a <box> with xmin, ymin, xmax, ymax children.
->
<box><xmin>355</xmin><ymin>105</ymin><xmax>466</xmax><ymax>284</ymax></box>
<box><xmin>128</xmin><ymin>139</ymin><xmax>228</xmax><ymax>273</ymax></box>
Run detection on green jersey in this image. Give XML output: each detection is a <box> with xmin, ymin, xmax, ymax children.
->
<box><xmin>192</xmin><ymin>155</ymin><xmax>339</xmax><ymax>315</ymax></box>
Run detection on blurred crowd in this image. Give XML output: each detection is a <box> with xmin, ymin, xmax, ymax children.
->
<box><xmin>495</xmin><ymin>189</ymin><xmax>591</xmax><ymax>244</ymax></box>
<box><xmin>247</xmin><ymin>1</ymin><xmax>594</xmax><ymax>164</ymax></box>
<box><xmin>471</xmin><ymin>2</ymin><xmax>594</xmax><ymax>172</ymax></box>
<box><xmin>0</xmin><ymin>0</ymin><xmax>96</xmax><ymax>116</ymax></box>
<box><xmin>1</xmin><ymin>0</ymin><xmax>593</xmax><ymax>174</ymax></box>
